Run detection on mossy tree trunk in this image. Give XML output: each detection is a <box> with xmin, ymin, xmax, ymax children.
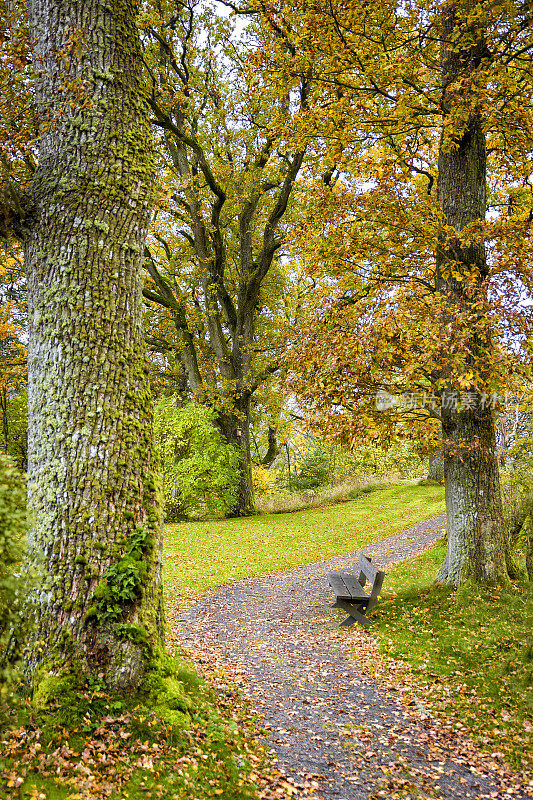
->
<box><xmin>439</xmin><ymin>395</ymin><xmax>508</xmax><ymax>583</ymax></box>
<box><xmin>22</xmin><ymin>0</ymin><xmax>164</xmax><ymax>690</ymax></box>
<box><xmin>436</xmin><ymin>1</ymin><xmax>508</xmax><ymax>585</ymax></box>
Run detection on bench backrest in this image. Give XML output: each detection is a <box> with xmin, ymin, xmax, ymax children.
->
<box><xmin>358</xmin><ymin>555</ymin><xmax>385</xmax><ymax>601</ymax></box>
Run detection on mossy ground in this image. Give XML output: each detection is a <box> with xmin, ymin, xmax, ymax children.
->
<box><xmin>0</xmin><ymin>651</ymin><xmax>272</xmax><ymax>799</ymax></box>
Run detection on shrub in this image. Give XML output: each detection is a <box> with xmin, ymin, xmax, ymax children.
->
<box><xmin>154</xmin><ymin>399</ymin><xmax>241</xmax><ymax>519</ymax></box>
<box><xmin>252</xmin><ymin>465</ymin><xmax>278</xmax><ymax>497</ymax></box>
<box><xmin>0</xmin><ymin>453</ymin><xmax>29</xmax><ymax>706</ymax></box>
<box><xmin>292</xmin><ymin>447</ymin><xmax>331</xmax><ymax>491</ymax></box>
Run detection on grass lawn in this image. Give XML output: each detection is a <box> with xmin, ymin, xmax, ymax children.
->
<box><xmin>163</xmin><ymin>483</ymin><xmax>445</xmax><ymax>605</ymax></box>
<box><xmin>162</xmin><ymin>481</ymin><xmax>531</xmax><ymax>776</ymax></box>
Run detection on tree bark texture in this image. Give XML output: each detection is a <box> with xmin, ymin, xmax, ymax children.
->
<box><xmin>217</xmin><ymin>398</ymin><xmax>254</xmax><ymax>517</ymax></box>
<box><xmin>440</xmin><ymin>394</ymin><xmax>507</xmax><ymax>583</ymax></box>
<box><xmin>23</xmin><ymin>0</ymin><xmax>164</xmax><ymax>689</ymax></box>
<box><xmin>436</xmin><ymin>1</ymin><xmax>508</xmax><ymax>584</ymax></box>
<box><xmin>427</xmin><ymin>447</ymin><xmax>444</xmax><ymax>482</ymax></box>
<box><xmin>1</xmin><ymin>386</ymin><xmax>8</xmax><ymax>453</ymax></box>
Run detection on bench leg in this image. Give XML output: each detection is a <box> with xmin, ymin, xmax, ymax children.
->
<box><xmin>334</xmin><ymin>599</ymin><xmax>372</xmax><ymax>628</ymax></box>
<box><xmin>340</xmin><ymin>615</ymin><xmax>353</xmax><ymax>626</ymax></box>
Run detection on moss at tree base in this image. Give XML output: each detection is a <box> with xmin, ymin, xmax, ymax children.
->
<box><xmin>3</xmin><ymin>646</ymin><xmax>265</xmax><ymax>799</ymax></box>
<box><xmin>31</xmin><ymin>649</ymin><xmax>197</xmax><ymax>729</ymax></box>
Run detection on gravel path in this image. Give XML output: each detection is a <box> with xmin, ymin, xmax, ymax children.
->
<box><xmin>175</xmin><ymin>514</ymin><xmax>532</xmax><ymax>800</ymax></box>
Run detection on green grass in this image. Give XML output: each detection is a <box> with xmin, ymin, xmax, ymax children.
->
<box><xmin>19</xmin><ymin>480</ymin><xmax>533</xmax><ymax>796</ymax></box>
<box><xmin>163</xmin><ymin>483</ymin><xmax>445</xmax><ymax>604</ymax></box>
<box><xmin>369</xmin><ymin>539</ymin><xmax>533</xmax><ymax>772</ymax></box>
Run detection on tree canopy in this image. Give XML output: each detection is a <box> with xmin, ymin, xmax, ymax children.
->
<box><xmin>242</xmin><ymin>0</ymin><xmax>533</xmax><ymax>582</ymax></box>
<box><xmin>140</xmin><ymin>1</ymin><xmax>312</xmax><ymax>513</ymax></box>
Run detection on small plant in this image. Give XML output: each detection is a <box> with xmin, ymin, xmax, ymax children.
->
<box><xmin>163</xmin><ymin>493</ymin><xmax>188</xmax><ymax>523</ymax></box>
<box><xmin>86</xmin><ymin>527</ymin><xmax>153</xmax><ymax>640</ymax></box>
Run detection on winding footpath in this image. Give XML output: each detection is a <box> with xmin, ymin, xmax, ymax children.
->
<box><xmin>174</xmin><ymin>515</ymin><xmax>532</xmax><ymax>800</ymax></box>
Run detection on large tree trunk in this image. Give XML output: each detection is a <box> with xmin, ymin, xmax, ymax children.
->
<box><xmin>439</xmin><ymin>394</ymin><xmax>507</xmax><ymax>582</ymax></box>
<box><xmin>1</xmin><ymin>386</ymin><xmax>8</xmax><ymax>452</ymax></box>
<box><xmin>427</xmin><ymin>447</ymin><xmax>444</xmax><ymax>482</ymax></box>
<box><xmin>23</xmin><ymin>0</ymin><xmax>164</xmax><ymax>690</ymax></box>
<box><xmin>217</xmin><ymin>398</ymin><xmax>255</xmax><ymax>517</ymax></box>
<box><xmin>436</xmin><ymin>1</ymin><xmax>508</xmax><ymax>585</ymax></box>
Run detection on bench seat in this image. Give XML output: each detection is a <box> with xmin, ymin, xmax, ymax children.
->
<box><xmin>328</xmin><ymin>573</ymin><xmax>370</xmax><ymax>603</ymax></box>
<box><xmin>329</xmin><ymin>556</ymin><xmax>385</xmax><ymax>627</ymax></box>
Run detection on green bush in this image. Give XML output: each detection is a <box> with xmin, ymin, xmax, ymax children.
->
<box><xmin>0</xmin><ymin>453</ymin><xmax>29</xmax><ymax>705</ymax></box>
<box><xmin>154</xmin><ymin>399</ymin><xmax>241</xmax><ymax>519</ymax></box>
<box><xmin>292</xmin><ymin>447</ymin><xmax>331</xmax><ymax>491</ymax></box>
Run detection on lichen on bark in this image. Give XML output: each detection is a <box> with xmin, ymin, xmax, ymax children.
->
<box><xmin>20</xmin><ymin>0</ymin><xmax>164</xmax><ymax>690</ymax></box>
<box><xmin>438</xmin><ymin>397</ymin><xmax>508</xmax><ymax>584</ymax></box>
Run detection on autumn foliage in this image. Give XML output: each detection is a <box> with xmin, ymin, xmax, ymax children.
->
<box><xmin>241</xmin><ymin>0</ymin><xmax>533</xmax><ymax>583</ymax></box>
<box><xmin>0</xmin><ymin>0</ymin><xmax>36</xmax><ymax>239</ymax></box>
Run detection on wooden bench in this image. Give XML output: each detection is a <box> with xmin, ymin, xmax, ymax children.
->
<box><xmin>329</xmin><ymin>556</ymin><xmax>385</xmax><ymax>627</ymax></box>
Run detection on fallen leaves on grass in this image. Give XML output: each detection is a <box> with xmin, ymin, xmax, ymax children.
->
<box><xmin>341</xmin><ymin>622</ymin><xmax>532</xmax><ymax>799</ymax></box>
